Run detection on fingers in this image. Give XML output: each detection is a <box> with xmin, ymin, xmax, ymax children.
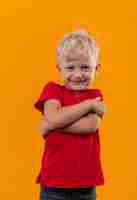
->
<box><xmin>38</xmin><ymin>118</ymin><xmax>48</xmax><ymax>135</ymax></box>
<box><xmin>95</xmin><ymin>97</ymin><xmax>101</xmax><ymax>101</ymax></box>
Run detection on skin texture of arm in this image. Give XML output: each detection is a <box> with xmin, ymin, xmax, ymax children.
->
<box><xmin>55</xmin><ymin>112</ymin><xmax>102</xmax><ymax>134</ymax></box>
<box><xmin>39</xmin><ymin>111</ymin><xmax>102</xmax><ymax>136</ymax></box>
<box><xmin>38</xmin><ymin>97</ymin><xmax>105</xmax><ymax>136</ymax></box>
<box><xmin>43</xmin><ymin>97</ymin><xmax>104</xmax><ymax>130</ymax></box>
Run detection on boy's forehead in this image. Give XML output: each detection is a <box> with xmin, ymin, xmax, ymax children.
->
<box><xmin>61</xmin><ymin>47</ymin><xmax>91</xmax><ymax>65</ymax></box>
<box><xmin>60</xmin><ymin>51</ymin><xmax>93</xmax><ymax>67</ymax></box>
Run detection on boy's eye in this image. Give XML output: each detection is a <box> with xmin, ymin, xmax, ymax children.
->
<box><xmin>81</xmin><ymin>65</ymin><xmax>91</xmax><ymax>70</ymax></box>
<box><xmin>66</xmin><ymin>66</ymin><xmax>74</xmax><ymax>70</ymax></box>
<box><xmin>81</xmin><ymin>65</ymin><xmax>89</xmax><ymax>68</ymax></box>
<box><xmin>64</xmin><ymin>65</ymin><xmax>92</xmax><ymax>71</ymax></box>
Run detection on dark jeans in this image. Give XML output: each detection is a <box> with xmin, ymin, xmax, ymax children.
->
<box><xmin>40</xmin><ymin>187</ymin><xmax>96</xmax><ymax>200</ymax></box>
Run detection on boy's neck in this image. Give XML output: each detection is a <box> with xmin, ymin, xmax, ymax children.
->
<box><xmin>63</xmin><ymin>85</ymin><xmax>89</xmax><ymax>95</ymax></box>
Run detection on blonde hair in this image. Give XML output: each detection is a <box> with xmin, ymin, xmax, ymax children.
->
<box><xmin>56</xmin><ymin>29</ymin><xmax>100</xmax><ymax>68</ymax></box>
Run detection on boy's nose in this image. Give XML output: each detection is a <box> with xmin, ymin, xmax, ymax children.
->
<box><xmin>73</xmin><ymin>71</ymin><xmax>84</xmax><ymax>80</ymax></box>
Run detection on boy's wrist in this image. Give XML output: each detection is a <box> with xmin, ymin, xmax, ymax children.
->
<box><xmin>95</xmin><ymin>111</ymin><xmax>104</xmax><ymax>118</ymax></box>
<box><xmin>86</xmin><ymin>110</ymin><xmax>103</xmax><ymax>118</ymax></box>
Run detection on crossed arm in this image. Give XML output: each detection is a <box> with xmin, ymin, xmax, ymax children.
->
<box><xmin>40</xmin><ymin>99</ymin><xmax>104</xmax><ymax>135</ymax></box>
<box><xmin>39</xmin><ymin>112</ymin><xmax>102</xmax><ymax>135</ymax></box>
<box><xmin>53</xmin><ymin>112</ymin><xmax>102</xmax><ymax>134</ymax></box>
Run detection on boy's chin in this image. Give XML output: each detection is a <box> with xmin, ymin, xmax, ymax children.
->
<box><xmin>67</xmin><ymin>83</ymin><xmax>89</xmax><ymax>91</ymax></box>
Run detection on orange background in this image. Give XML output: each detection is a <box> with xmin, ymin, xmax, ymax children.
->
<box><xmin>0</xmin><ymin>0</ymin><xmax>135</xmax><ymax>199</ymax></box>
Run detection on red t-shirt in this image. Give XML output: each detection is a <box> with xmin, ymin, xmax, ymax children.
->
<box><xmin>34</xmin><ymin>81</ymin><xmax>105</xmax><ymax>188</ymax></box>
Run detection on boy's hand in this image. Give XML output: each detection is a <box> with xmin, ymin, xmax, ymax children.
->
<box><xmin>94</xmin><ymin>102</ymin><xmax>106</xmax><ymax>117</ymax></box>
<box><xmin>90</xmin><ymin>97</ymin><xmax>106</xmax><ymax>117</ymax></box>
<box><xmin>38</xmin><ymin>115</ymin><xmax>53</xmax><ymax>136</ymax></box>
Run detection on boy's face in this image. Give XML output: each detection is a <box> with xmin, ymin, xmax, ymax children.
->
<box><xmin>57</xmin><ymin>49</ymin><xmax>98</xmax><ymax>91</ymax></box>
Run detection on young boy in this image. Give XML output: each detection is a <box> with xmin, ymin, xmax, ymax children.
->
<box><xmin>34</xmin><ymin>30</ymin><xmax>106</xmax><ymax>200</ymax></box>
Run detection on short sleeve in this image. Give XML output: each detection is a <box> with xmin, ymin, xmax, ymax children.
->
<box><xmin>91</xmin><ymin>89</ymin><xmax>103</xmax><ymax>102</ymax></box>
<box><xmin>34</xmin><ymin>81</ymin><xmax>63</xmax><ymax>114</ymax></box>
<box><xmin>91</xmin><ymin>89</ymin><xmax>104</xmax><ymax>118</ymax></box>
<box><xmin>97</xmin><ymin>89</ymin><xmax>103</xmax><ymax>102</ymax></box>
<box><xmin>96</xmin><ymin>89</ymin><xmax>104</xmax><ymax>118</ymax></box>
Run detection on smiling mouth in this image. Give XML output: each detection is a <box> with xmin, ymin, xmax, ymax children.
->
<box><xmin>72</xmin><ymin>80</ymin><xmax>87</xmax><ymax>83</ymax></box>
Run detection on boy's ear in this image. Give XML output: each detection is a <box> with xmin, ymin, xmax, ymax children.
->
<box><xmin>56</xmin><ymin>64</ymin><xmax>60</xmax><ymax>71</ymax></box>
<box><xmin>96</xmin><ymin>63</ymin><xmax>101</xmax><ymax>71</ymax></box>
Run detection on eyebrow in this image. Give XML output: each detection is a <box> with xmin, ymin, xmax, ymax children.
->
<box><xmin>64</xmin><ymin>64</ymin><xmax>92</xmax><ymax>67</ymax></box>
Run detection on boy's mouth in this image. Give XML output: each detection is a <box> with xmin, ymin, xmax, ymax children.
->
<box><xmin>71</xmin><ymin>79</ymin><xmax>87</xmax><ymax>83</ymax></box>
